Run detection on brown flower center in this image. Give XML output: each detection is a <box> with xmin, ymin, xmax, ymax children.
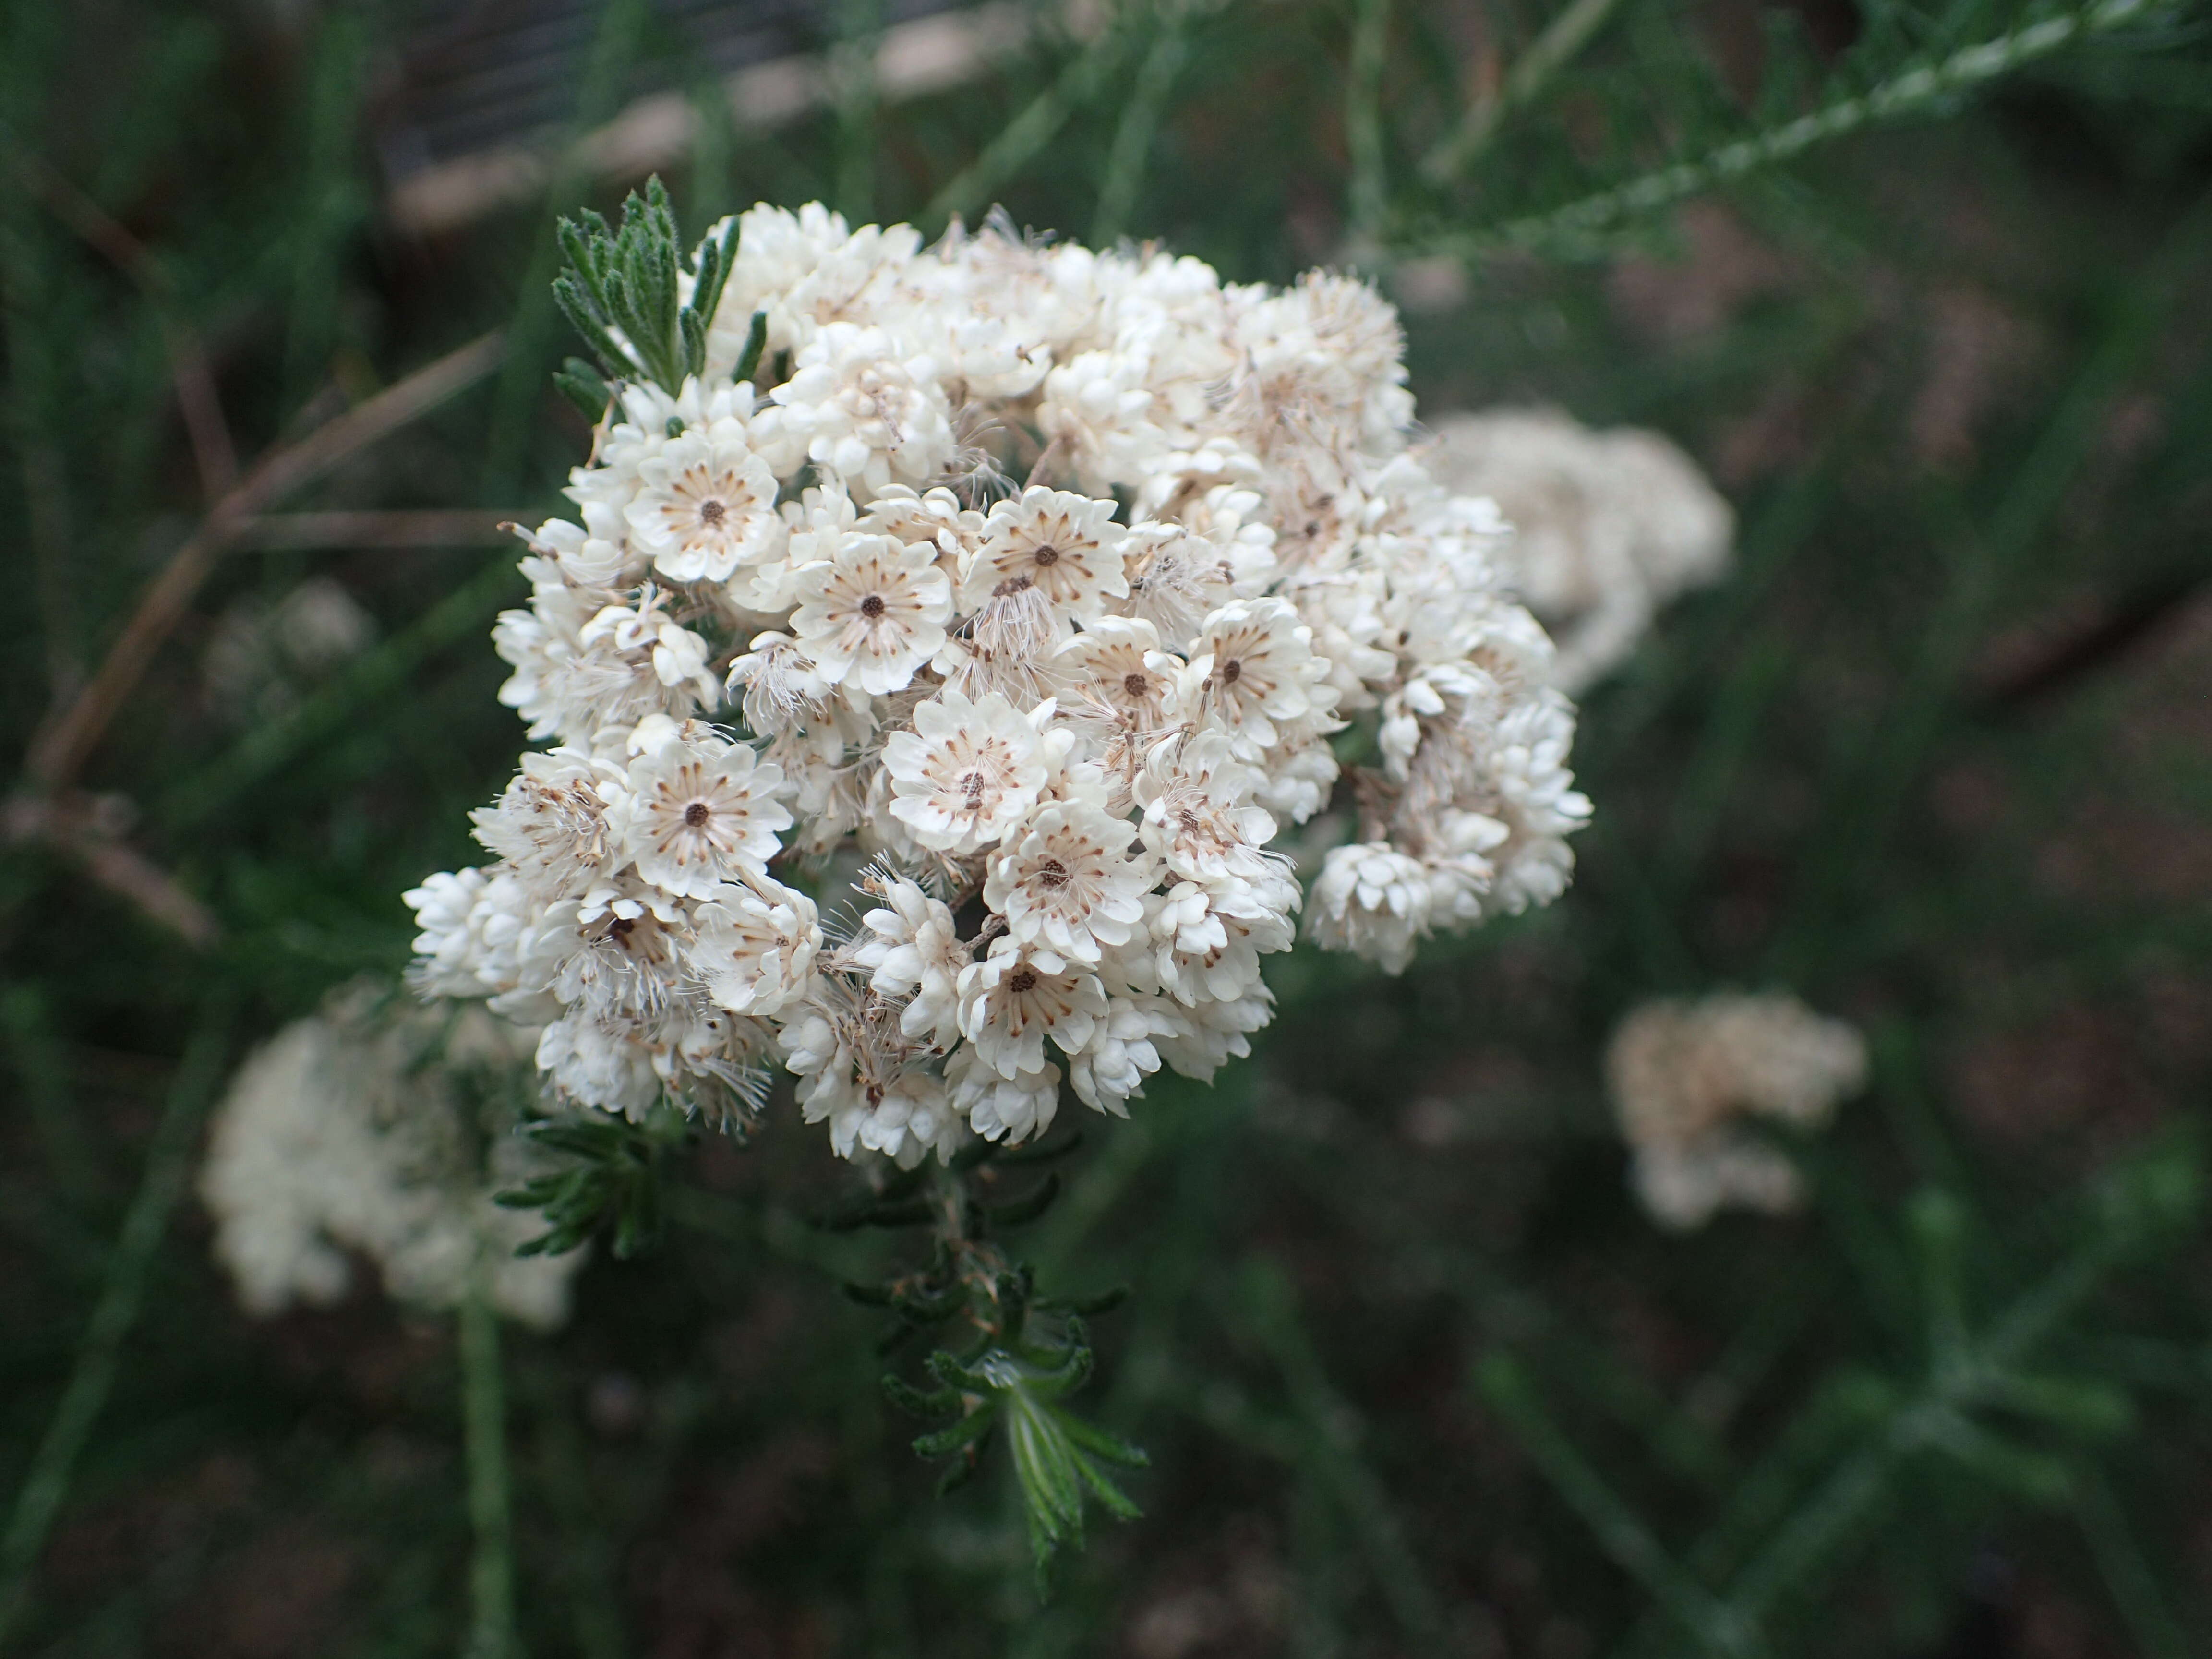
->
<box><xmin>961</xmin><ymin>770</ymin><xmax>986</xmax><ymax>801</ymax></box>
<box><xmin>1008</xmin><ymin>967</ymin><xmax>1039</xmax><ymax>994</ymax></box>
<box><xmin>684</xmin><ymin>801</ymin><xmax>711</xmax><ymax>827</ymax></box>
<box><xmin>859</xmin><ymin>593</ymin><xmax>887</xmax><ymax>618</ymax></box>
<box><xmin>1032</xmin><ymin>544</ymin><xmax>1060</xmax><ymax>567</ymax></box>
<box><xmin>607</xmin><ymin>916</ymin><xmax>636</xmax><ymax>944</ymax></box>
<box><xmin>1036</xmin><ymin>858</ymin><xmax>1070</xmax><ymax>890</ymax></box>
<box><xmin>1220</xmin><ymin>658</ymin><xmax>1242</xmax><ymax>685</ymax></box>
<box><xmin>698</xmin><ymin>498</ymin><xmax>727</xmax><ymax>526</ymax></box>
<box><xmin>1122</xmin><ymin>672</ymin><xmax>1149</xmax><ymax>699</ymax></box>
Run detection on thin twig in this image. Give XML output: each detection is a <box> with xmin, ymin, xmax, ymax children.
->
<box><xmin>2</xmin><ymin>792</ymin><xmax>221</xmax><ymax>948</ymax></box>
<box><xmin>0</xmin><ymin>991</ymin><xmax>233</xmax><ymax>1648</ymax></box>
<box><xmin>1420</xmin><ymin>0</ymin><xmax>1627</xmax><ymax>184</ymax></box>
<box><xmin>23</xmin><ymin>330</ymin><xmax>505</xmax><ymax>795</ymax></box>
<box><xmin>155</xmin><ymin>556</ymin><xmax>522</xmax><ymax>836</ymax></box>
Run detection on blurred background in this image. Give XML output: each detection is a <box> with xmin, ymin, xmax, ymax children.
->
<box><xmin>5</xmin><ymin>0</ymin><xmax>2212</xmax><ymax>1653</ymax></box>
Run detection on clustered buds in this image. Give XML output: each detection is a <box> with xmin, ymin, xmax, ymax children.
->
<box><xmin>405</xmin><ymin>193</ymin><xmax>1590</xmax><ymax>1162</ymax></box>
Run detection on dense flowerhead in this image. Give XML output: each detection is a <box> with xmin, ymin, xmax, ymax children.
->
<box><xmin>406</xmin><ymin>193</ymin><xmax>1590</xmax><ymax>1162</ymax></box>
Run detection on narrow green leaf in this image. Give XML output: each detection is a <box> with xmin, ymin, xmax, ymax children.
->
<box><xmin>732</xmin><ymin>310</ymin><xmax>769</xmax><ymax>386</ymax></box>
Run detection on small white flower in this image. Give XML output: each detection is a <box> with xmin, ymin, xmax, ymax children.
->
<box><xmin>1305</xmin><ymin>842</ymin><xmax>1433</xmax><ymax>974</ymax></box>
<box><xmin>946</xmin><ymin>1043</ymin><xmax>1064</xmax><ymax>1144</ymax></box>
<box><xmin>1150</xmin><ymin>873</ymin><xmax>1297</xmax><ymax>1005</ymax></box>
<box><xmin>403</xmin><ymin>866</ymin><xmax>531</xmax><ymax>999</ymax></box>
<box><xmin>767</xmin><ymin>322</ymin><xmax>953</xmax><ymax>494</ymax></box>
<box><xmin>469</xmin><ymin>749</ymin><xmax>619</xmax><ymax>898</ymax></box>
<box><xmin>957</xmin><ymin>939</ymin><xmax>1107</xmax><ymax>1081</ymax></box>
<box><xmin>537</xmin><ymin>1011</ymin><xmax>666</xmax><ymax>1118</ymax></box>
<box><xmin>689</xmin><ymin>874</ymin><xmax>820</xmax><ymax>1016</ymax></box>
<box><xmin>851</xmin><ymin>875</ymin><xmax>970</xmax><ymax>1051</ymax></box>
<box><xmin>1133</xmin><ymin>732</ymin><xmax>1275</xmax><ymax>885</ymax></box>
<box><xmin>725</xmin><ymin>629</ymin><xmax>836</xmax><ymax>739</ymax></box>
<box><xmin>984</xmin><ymin>798</ymin><xmax>1155</xmax><ymax>968</ymax></box>
<box><xmin>958</xmin><ymin>486</ymin><xmax>1130</xmax><ymax>621</ymax></box>
<box><xmin>1249</xmin><ymin>716</ymin><xmax>1343</xmax><ymax>828</ymax></box>
<box><xmin>881</xmin><ymin>689</ymin><xmax>1061</xmax><ymax>854</ymax></box>
<box><xmin>1039</xmin><ymin>349</ymin><xmax>1165</xmax><ymax>493</ymax></box>
<box><xmin>1068</xmin><ymin>992</ymin><xmax>1187</xmax><ymax>1115</ymax></box>
<box><xmin>609</xmin><ymin>728</ymin><xmax>791</xmax><ymax>896</ymax></box>
<box><xmin>1117</xmin><ymin>520</ymin><xmax>1274</xmax><ymax>652</ymax></box>
<box><xmin>625</xmin><ymin>425</ymin><xmax>784</xmax><ymax>583</ymax></box>
<box><xmin>790</xmin><ymin>532</ymin><xmax>952</xmax><ymax>695</ymax></box>
<box><xmin>1189</xmin><ymin>596</ymin><xmax>1332</xmax><ymax>751</ymax></box>
<box><xmin>496</xmin><ymin>567</ymin><xmax>716</xmax><ymax>745</ymax></box>
<box><xmin>1155</xmin><ymin>982</ymin><xmax>1275</xmax><ymax>1082</ymax></box>
<box><xmin>1051</xmin><ymin>616</ymin><xmax>1186</xmax><ymax>735</ymax></box>
<box><xmin>859</xmin><ymin>484</ymin><xmax>984</xmax><ymax>581</ymax></box>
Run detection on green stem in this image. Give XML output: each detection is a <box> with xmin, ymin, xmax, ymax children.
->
<box><xmin>462</xmin><ymin>1267</ymin><xmax>520</xmax><ymax>1659</ymax></box>
<box><xmin>1343</xmin><ymin>0</ymin><xmax>1392</xmax><ymax>248</ymax></box>
<box><xmin>1090</xmin><ymin>0</ymin><xmax>1195</xmax><ymax>245</ymax></box>
<box><xmin>482</xmin><ymin>0</ymin><xmax>651</xmax><ymax>496</ymax></box>
<box><xmin>1419</xmin><ymin>0</ymin><xmax>1626</xmax><ymax>184</ymax></box>
<box><xmin>925</xmin><ymin>17</ymin><xmax>1137</xmax><ymax>228</ymax></box>
<box><xmin>1396</xmin><ymin>0</ymin><xmax>2160</xmax><ymax>262</ymax></box>
<box><xmin>833</xmin><ymin>0</ymin><xmax>885</xmax><ymax>222</ymax></box>
<box><xmin>0</xmin><ymin>991</ymin><xmax>233</xmax><ymax>1649</ymax></box>
<box><xmin>2074</xmin><ymin>1465</ymin><xmax>2188</xmax><ymax>1659</ymax></box>
<box><xmin>1479</xmin><ymin>1355</ymin><xmax>1758</xmax><ymax>1659</ymax></box>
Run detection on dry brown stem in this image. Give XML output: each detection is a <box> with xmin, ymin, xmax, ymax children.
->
<box><xmin>230</xmin><ymin>510</ymin><xmax>524</xmax><ymax>551</ymax></box>
<box><xmin>2</xmin><ymin>140</ymin><xmax>240</xmax><ymax>501</ymax></box>
<box><xmin>2</xmin><ymin>793</ymin><xmax>220</xmax><ymax>948</ymax></box>
<box><xmin>24</xmin><ymin>331</ymin><xmax>505</xmax><ymax>794</ymax></box>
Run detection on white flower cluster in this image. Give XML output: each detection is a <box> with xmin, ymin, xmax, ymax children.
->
<box><xmin>1425</xmin><ymin>409</ymin><xmax>1733</xmax><ymax>694</ymax></box>
<box><xmin>406</xmin><ymin>203</ymin><xmax>1590</xmax><ymax>1161</ymax></box>
<box><xmin>200</xmin><ymin>985</ymin><xmax>587</xmax><ymax>1329</ymax></box>
<box><xmin>1605</xmin><ymin>992</ymin><xmax>1868</xmax><ymax>1230</ymax></box>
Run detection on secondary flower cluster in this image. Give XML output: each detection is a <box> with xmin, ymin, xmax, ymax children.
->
<box><xmin>1606</xmin><ymin>991</ymin><xmax>1868</xmax><ymax>1230</ymax></box>
<box><xmin>1425</xmin><ymin>408</ymin><xmax>1733</xmax><ymax>695</ymax></box>
<box><xmin>406</xmin><ymin>203</ymin><xmax>1589</xmax><ymax>1161</ymax></box>
<box><xmin>201</xmin><ymin>984</ymin><xmax>586</xmax><ymax>1329</ymax></box>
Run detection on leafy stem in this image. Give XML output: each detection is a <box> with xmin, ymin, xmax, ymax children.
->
<box><xmin>551</xmin><ymin>175</ymin><xmax>736</xmax><ymax>403</ymax></box>
<box><xmin>863</xmin><ymin>1136</ymin><xmax>1146</xmax><ymax>1588</ymax></box>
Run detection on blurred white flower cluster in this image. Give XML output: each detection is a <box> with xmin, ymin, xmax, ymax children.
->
<box><xmin>406</xmin><ymin>202</ymin><xmax>1591</xmax><ymax>1163</ymax></box>
<box><xmin>1424</xmin><ymin>409</ymin><xmax>1733</xmax><ymax>695</ymax></box>
<box><xmin>200</xmin><ymin>985</ymin><xmax>586</xmax><ymax>1328</ymax></box>
<box><xmin>1606</xmin><ymin>992</ymin><xmax>1868</xmax><ymax>1230</ymax></box>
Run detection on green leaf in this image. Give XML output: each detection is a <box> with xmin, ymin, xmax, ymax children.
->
<box><xmin>731</xmin><ymin>310</ymin><xmax>769</xmax><ymax>386</ymax></box>
<box><xmin>913</xmin><ymin>1408</ymin><xmax>998</xmax><ymax>1460</ymax></box>
<box><xmin>552</xmin><ymin>357</ymin><xmax>611</xmax><ymax>421</ymax></box>
<box><xmin>985</xmin><ymin>1171</ymin><xmax>1062</xmax><ymax>1227</ymax></box>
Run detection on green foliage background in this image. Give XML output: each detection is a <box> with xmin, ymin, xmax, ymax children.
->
<box><xmin>3</xmin><ymin>0</ymin><xmax>2212</xmax><ymax>1653</ymax></box>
